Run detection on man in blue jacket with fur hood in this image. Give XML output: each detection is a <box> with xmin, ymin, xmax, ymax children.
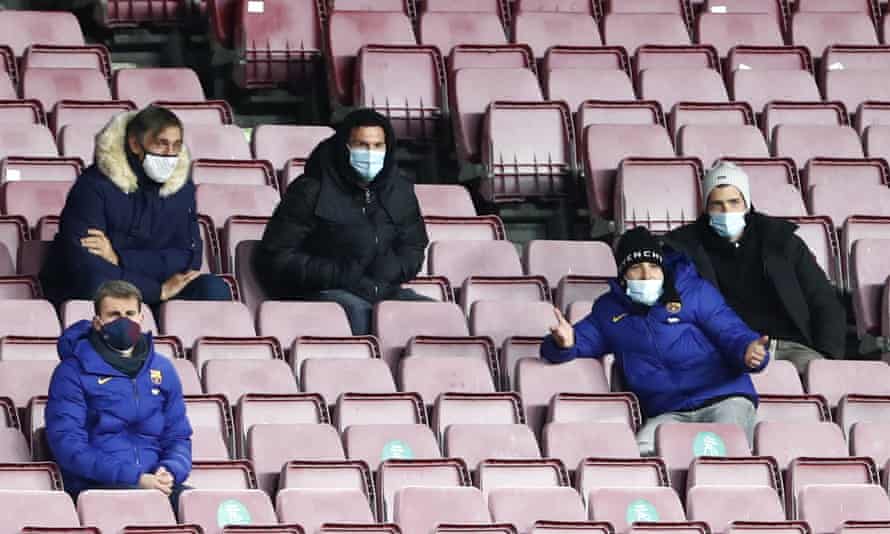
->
<box><xmin>46</xmin><ymin>280</ymin><xmax>192</xmax><ymax>505</ymax></box>
<box><xmin>40</xmin><ymin>105</ymin><xmax>231</xmax><ymax>306</ymax></box>
<box><xmin>542</xmin><ymin>227</ymin><xmax>770</xmax><ymax>455</ymax></box>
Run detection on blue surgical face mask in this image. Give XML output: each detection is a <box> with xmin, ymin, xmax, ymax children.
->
<box><xmin>625</xmin><ymin>279</ymin><xmax>664</xmax><ymax>307</ymax></box>
<box><xmin>709</xmin><ymin>211</ymin><xmax>747</xmax><ymax>239</ymax></box>
<box><xmin>348</xmin><ymin>146</ymin><xmax>386</xmax><ymax>182</ymax></box>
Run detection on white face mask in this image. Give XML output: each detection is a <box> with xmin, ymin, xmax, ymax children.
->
<box><xmin>625</xmin><ymin>279</ymin><xmax>664</xmax><ymax>306</ymax></box>
<box><xmin>142</xmin><ymin>152</ymin><xmax>179</xmax><ymax>184</ymax></box>
<box><xmin>709</xmin><ymin>211</ymin><xmax>747</xmax><ymax>239</ymax></box>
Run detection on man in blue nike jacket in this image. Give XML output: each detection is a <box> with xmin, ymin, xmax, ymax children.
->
<box><xmin>46</xmin><ymin>280</ymin><xmax>192</xmax><ymax>505</ymax></box>
<box><xmin>542</xmin><ymin>227</ymin><xmax>770</xmax><ymax>455</ymax></box>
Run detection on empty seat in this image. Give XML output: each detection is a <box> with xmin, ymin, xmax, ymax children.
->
<box><xmin>852</xmin><ymin>239</ymin><xmax>890</xmax><ymax>336</ymax></box>
<box><xmin>179</xmin><ymin>489</ymin><xmax>277</xmax><ymax>534</ymax></box>
<box><xmin>258</xmin><ymin>301</ymin><xmax>353</xmax><ymax>350</ymax></box>
<box><xmin>697</xmin><ymin>12</ymin><xmax>784</xmax><ymax>57</ymax></box>
<box><xmin>415</xmin><ymin>185</ymin><xmax>476</xmax><ymax>217</ymax></box>
<box><xmin>763</xmin><ymin>102</ymin><xmax>848</xmax><ymax>142</ymax></box>
<box><xmin>754</xmin><ymin>421</ymin><xmax>849</xmax><ymax>470</ymax></box>
<box><xmin>602</xmin><ymin>13</ymin><xmax>691</xmax><ymax>53</ymax></box>
<box><xmin>791</xmin><ymin>12</ymin><xmax>878</xmax><ymax>59</ymax></box>
<box><xmin>235</xmin><ymin>393</ymin><xmax>327</xmax><ymax>456</ymax></box>
<box><xmin>277</xmin><ymin>487</ymin><xmax>375</xmax><ymax>533</ymax></box>
<box><xmin>0</xmin><ymin>336</ymin><xmax>60</xmax><ymax>361</ymax></box>
<box><xmin>636</xmin><ymin>46</ymin><xmax>728</xmax><ymax>112</ymax></box>
<box><xmin>203</xmin><ymin>359</ymin><xmax>298</xmax><ymax>404</ymax></box>
<box><xmin>184</xmin><ymin>125</ymin><xmax>252</xmax><ymax>161</ymax></box>
<box><xmin>544</xmin><ymin>422</ymin><xmax>640</xmax><ymax>469</ymax></box>
<box><xmin>394</xmin><ymin>486</ymin><xmax>491</xmax><ymax>534</ymax></box>
<box><xmin>806</xmin><ymin>158</ymin><xmax>889</xmax><ymax>193</ymax></box>
<box><xmin>374</xmin><ymin>301</ymin><xmax>468</xmax><ymax>370</ymax></box>
<box><xmin>806</xmin><ymin>360</ymin><xmax>890</xmax><ymax>409</ymax></box>
<box><xmin>251</xmin><ymin>124</ymin><xmax>332</xmax><ymax>179</ymax></box>
<box><xmin>419</xmin><ymin>1</ymin><xmax>507</xmax><ymax>57</ymax></box>
<box><xmin>160</xmin><ymin>301</ymin><xmax>255</xmax><ymax>348</ymax></box>
<box><xmin>851</xmin><ymin>421</ymin><xmax>890</xmax><ymax>466</ymax></box>
<box><xmin>615</xmin><ymin>157</ymin><xmax>703</xmax><ymax>233</ymax></box>
<box><xmin>113</xmin><ymin>68</ymin><xmax>206</xmax><ymax>109</ymax></box>
<box><xmin>840</xmin><ymin>395</ymin><xmax>890</xmax><ymax>438</ymax></box>
<box><xmin>823</xmin><ymin>46</ymin><xmax>890</xmax><ymax>113</ymax></box>
<box><xmin>686</xmin><ymin>455</ymin><xmax>783</xmax><ymax>492</ymax></box>
<box><xmin>191</xmin><ymin>337</ymin><xmax>281</xmax><ymax>377</ymax></box>
<box><xmin>0</xmin><ymin>427</ymin><xmax>32</xmax><ymax>462</ymax></box>
<box><xmin>0</xmin><ymin>11</ymin><xmax>84</xmax><ymax>57</ymax></box>
<box><xmin>843</xmin><ymin>216</ymin><xmax>890</xmax><ymax>290</ymax></box>
<box><xmin>400</xmin><ymin>350</ymin><xmax>497</xmax><ymax>401</ymax></box>
<box><xmin>191</xmin><ymin>160</ymin><xmax>275</xmax><ymax>187</ymax></box>
<box><xmin>787</xmin><ymin>457</ymin><xmax>879</xmax><ymax>518</ymax></box>
<box><xmin>445</xmin><ymin>423</ymin><xmax>541</xmax><ymax>470</ymax></box>
<box><xmin>489</xmin><ymin>487</ymin><xmax>587</xmax><ymax>534</ymax></box>
<box><xmin>588</xmin><ymin>486</ymin><xmax>686</xmax><ymax>534</ymax></box>
<box><xmin>785</xmin><ymin>215</ymin><xmax>843</xmax><ymax>286</ymax></box>
<box><xmin>248</xmin><ymin>423</ymin><xmax>344</xmax><ymax>494</ymax></box>
<box><xmin>428</xmin><ymin>240</ymin><xmax>523</xmax><ymax>288</ymax></box>
<box><xmin>292</xmin><ymin>336</ymin><xmax>381</xmax><ymax>379</ymax></box>
<box><xmin>728</xmin><ymin>46</ymin><xmax>821</xmax><ymax>114</ymax></box>
<box><xmin>757</xmin><ymin>395</ymin><xmax>829</xmax><ymax>423</ymax></box>
<box><xmin>655</xmin><ymin>423</ymin><xmax>752</xmax><ymax>491</ymax></box>
<box><xmin>0</xmin><ymin>489</ymin><xmax>80</xmax><ymax>534</ymax></box>
<box><xmin>0</xmin><ymin>125</ymin><xmax>57</xmax><ymax>159</ymax></box>
<box><xmin>424</xmin><ymin>215</ymin><xmax>506</xmax><ymax>242</ymax></box>
<box><xmin>77</xmin><ymin>489</ymin><xmax>176</xmax><ymax>533</ymax></box>
<box><xmin>357</xmin><ymin>45</ymin><xmax>446</xmax><ymax>141</ymax></box>
<box><xmin>432</xmin><ymin>392</ymin><xmax>523</xmax><ymax>443</ymax></box>
<box><xmin>327</xmin><ymin>10</ymin><xmax>416</xmax><ymax>106</ymax></box>
<box><xmin>1</xmin><ymin>181</ymin><xmax>71</xmax><ymax>231</ymax></box>
<box><xmin>0</xmin><ymin>462</ymin><xmax>62</xmax><ymax>491</ymax></box>
<box><xmin>687</xmin><ymin>486</ymin><xmax>785</xmax><ymax>534</ymax></box>
<box><xmin>337</xmin><ymin>392</ymin><xmax>426</xmax><ymax>432</ymax></box>
<box><xmin>517</xmin><ymin>357</ymin><xmax>610</xmax><ymax>435</ymax></box>
<box><xmin>544</xmin><ymin>47</ymin><xmax>635</xmax><ymax>112</ymax></box>
<box><xmin>22</xmin><ymin>68</ymin><xmax>111</xmax><ymax>112</ymax></box>
<box><xmin>514</xmin><ymin>10</ymin><xmax>602</xmax><ymax>60</ymax></box>
<box><xmin>377</xmin><ymin>458</ymin><xmax>471</xmax><ymax>521</ymax></box>
<box><xmin>302</xmin><ymin>357</ymin><xmax>397</xmax><ymax>402</ymax></box>
<box><xmin>773</xmin><ymin>125</ymin><xmax>865</xmax><ymax>171</ymax></box>
<box><xmin>185</xmin><ymin>460</ymin><xmax>255</xmax><ymax>490</ymax></box>
<box><xmin>679</xmin><ymin>124</ymin><xmax>769</xmax><ymax>168</ymax></box>
<box><xmin>451</xmin><ymin>68</ymin><xmax>542</xmax><ymax>163</ymax></box>
<box><xmin>195</xmin><ymin>184</ymin><xmax>279</xmax><ymax>230</ymax></box>
<box><xmin>1</xmin><ymin>156</ymin><xmax>82</xmax><ymax>184</ymax></box>
<box><xmin>798</xmin><ymin>484</ymin><xmax>890</xmax><ymax>534</ymax></box>
<box><xmin>345</xmin><ymin>424</ymin><xmax>441</xmax><ymax>470</ymax></box>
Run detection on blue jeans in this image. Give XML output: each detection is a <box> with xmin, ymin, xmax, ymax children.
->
<box><xmin>636</xmin><ymin>396</ymin><xmax>757</xmax><ymax>456</ymax></box>
<box><xmin>311</xmin><ymin>288</ymin><xmax>432</xmax><ymax>335</ymax></box>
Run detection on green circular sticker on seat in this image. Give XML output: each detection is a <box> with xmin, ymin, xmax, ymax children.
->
<box><xmin>217</xmin><ymin>499</ymin><xmax>252</xmax><ymax>528</ymax></box>
<box><xmin>693</xmin><ymin>431</ymin><xmax>727</xmax><ymax>457</ymax></box>
<box><xmin>381</xmin><ymin>439</ymin><xmax>414</xmax><ymax>461</ymax></box>
<box><xmin>626</xmin><ymin>499</ymin><xmax>660</xmax><ymax>524</ymax></box>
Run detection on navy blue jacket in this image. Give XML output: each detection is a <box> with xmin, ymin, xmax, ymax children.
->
<box><xmin>45</xmin><ymin>321</ymin><xmax>192</xmax><ymax>495</ymax></box>
<box><xmin>40</xmin><ymin>112</ymin><xmax>201</xmax><ymax>304</ymax></box>
<box><xmin>541</xmin><ymin>254</ymin><xmax>768</xmax><ymax>418</ymax></box>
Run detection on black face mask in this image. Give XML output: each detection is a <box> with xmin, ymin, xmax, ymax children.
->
<box><xmin>99</xmin><ymin>317</ymin><xmax>142</xmax><ymax>352</ymax></box>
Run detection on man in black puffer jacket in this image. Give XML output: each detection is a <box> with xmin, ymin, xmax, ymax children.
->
<box><xmin>254</xmin><ymin>109</ymin><xmax>430</xmax><ymax>334</ymax></box>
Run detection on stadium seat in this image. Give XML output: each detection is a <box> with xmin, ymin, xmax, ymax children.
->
<box><xmin>0</xmin><ymin>489</ymin><xmax>80</xmax><ymax>534</ymax></box>
<box><xmin>192</xmin><ymin>337</ymin><xmax>281</xmax><ymax>378</ymax></box>
<box><xmin>258</xmin><ymin>301</ymin><xmax>353</xmax><ymax>349</ymax></box>
<box><xmin>655</xmin><ymin>422</ymin><xmax>752</xmax><ymax>491</ymax></box>
<box><xmin>51</xmin><ymin>100</ymin><xmax>134</xmax><ymax>137</ymax></box>
<box><xmin>424</xmin><ymin>215</ymin><xmax>507</xmax><ymax>242</ymax></box>
<box><xmin>432</xmin><ymin>392</ymin><xmax>523</xmax><ymax>442</ymax></box>
<box><xmin>58</xmin><ymin>125</ymin><xmax>97</xmax><ymax>164</ymax></box>
<box><xmin>277</xmin><ymin>487</ymin><xmax>375</xmax><ymax>533</ymax></box>
<box><xmin>787</xmin><ymin>457</ymin><xmax>880</xmax><ymax>518</ymax></box>
<box><xmin>555</xmin><ymin>276</ymin><xmax>611</xmax><ymax>315</ymax></box>
<box><xmin>172</xmin><ymin>359</ymin><xmax>202</xmax><ymax>395</ymax></box>
<box><xmin>856</xmin><ymin>101</ymin><xmax>890</xmax><ymax>135</ymax></box>
<box><xmin>195</xmin><ymin>183</ymin><xmax>279</xmax><ymax>231</ymax></box>
<box><xmin>248</xmin><ymin>423</ymin><xmax>345</xmax><ymax>494</ymax></box>
<box><xmin>0</xmin><ymin>124</ymin><xmax>57</xmax><ymax>159</ymax></box>
<box><xmin>374</xmin><ymin>301</ymin><xmax>468</xmax><ymax>370</ymax></box>
<box><xmin>251</xmin><ymin>124</ymin><xmax>332</xmax><ymax>180</ymax></box>
<box><xmin>687</xmin><ymin>485</ymin><xmax>785</xmax><ymax>534</ymax></box>
<box><xmin>783</xmin><ymin>215</ymin><xmax>842</xmax><ymax>286</ymax></box>
<box><xmin>0</xmin><ymin>427</ymin><xmax>32</xmax><ymax>462</ymax></box>
<box><xmin>763</xmin><ymin>101</ymin><xmax>849</xmax><ymax>142</ymax></box>
<box><xmin>235</xmin><ymin>393</ymin><xmax>328</xmax><ymax>457</ymax></box>
<box><xmin>234</xmin><ymin>241</ymin><xmax>265</xmax><ymax>314</ymax></box>
<box><xmin>839</xmin><ymin>395</ymin><xmax>890</xmax><ymax>438</ymax></box>
<box><xmin>852</xmin><ymin>239</ymin><xmax>890</xmax><ymax>336</ymax></box>
<box><xmin>0</xmin><ymin>299</ymin><xmax>60</xmax><ymax>340</ymax></box>
<box><xmin>514</xmin><ymin>8</ymin><xmax>602</xmax><ymax>61</ymax></box>
<box><xmin>191</xmin><ymin>159</ymin><xmax>275</xmax><ymax>187</ymax></box>
<box><xmin>160</xmin><ymin>301</ymin><xmax>255</xmax><ymax>348</ymax></box>
<box><xmin>0</xmin><ymin>276</ymin><xmax>39</xmax><ymax>300</ymax></box>
<box><xmin>448</xmin><ymin>43</ymin><xmax>535</xmax><ymax>72</ymax></box>
<box><xmin>0</xmin><ymin>11</ymin><xmax>84</xmax><ymax>57</ymax></box>
<box><xmin>376</xmin><ymin>458</ymin><xmax>471</xmax><ymax>520</ymax></box>
<box><xmin>77</xmin><ymin>489</ymin><xmax>176</xmax><ymax>533</ymax></box>
<box><xmin>0</xmin><ymin>100</ymin><xmax>45</xmax><ymax>126</ymax></box>
<box><xmin>95</xmin><ymin>0</ymin><xmax>181</xmax><ymax>27</ymax></box>
<box><xmin>394</xmin><ymin>486</ymin><xmax>491</xmax><ymax>534</ymax></box>
<box><xmin>851</xmin><ymin>421</ymin><xmax>890</xmax><ymax>466</ymax></box>
<box><xmin>544</xmin><ymin>47</ymin><xmax>635</xmax><ymax>113</ymax></box>
<box><xmin>428</xmin><ymin>239</ymin><xmax>523</xmax><ymax>288</ymax></box>
<box><xmin>356</xmin><ymin>45</ymin><xmax>446</xmax><ymax>142</ymax></box>
<box><xmin>478</xmin><ymin>457</ymin><xmax>568</xmax><ymax>496</ymax></box>
<box><xmin>1</xmin><ymin>156</ymin><xmax>82</xmax><ymax>184</ymax></box>
<box><xmin>415</xmin><ymin>185</ymin><xmax>476</xmax><ymax>217</ymax></box>
<box><xmin>153</xmin><ymin>101</ymin><xmax>234</xmax><ymax>127</ymax></box>
<box><xmin>1</xmin><ymin>181</ymin><xmax>71</xmax><ymax>231</ymax></box>
<box><xmin>543</xmin><ymin>422</ymin><xmax>640</xmax><ymax>469</ymax></box>
<box><xmin>400</xmin><ymin>353</ymin><xmax>496</xmax><ymax>406</ymax></box>
<box><xmin>345</xmin><ymin>423</ymin><xmax>442</xmax><ymax>470</ymax></box>
<box><xmin>302</xmin><ymin>357</ymin><xmax>397</xmax><ymax>404</ymax></box>
<box><xmin>678</xmin><ymin>124</ymin><xmax>769</xmax><ymax>169</ymax></box>
<box><xmin>291</xmin><ymin>335</ymin><xmax>380</xmax><ymax>377</ymax></box>
<box><xmin>0</xmin><ymin>462</ymin><xmax>62</xmax><ymax>491</ymax></box>
<box><xmin>179</xmin><ymin>489</ymin><xmax>277</xmax><ymax>534</ymax></box>
<box><xmin>773</xmin><ymin>125</ymin><xmax>865</xmax><ymax>171</ymax></box>
<box><xmin>587</xmin><ymin>486</ymin><xmax>686</xmax><ymax>533</ymax></box>
<box><xmin>185</xmin><ymin>460</ymin><xmax>256</xmax><ymax>490</ymax></box>
<box><xmin>757</xmin><ymin>395</ymin><xmax>830</xmax><ymax>423</ymax></box>
<box><xmin>517</xmin><ymin>358</ymin><xmax>610</xmax><ymax>435</ymax></box>
<box><xmin>754</xmin><ymin>421</ymin><xmax>849</xmax><ymax>470</ymax></box>
<box><xmin>184</xmin><ymin>124</ymin><xmax>252</xmax><ymax>160</ymax></box>
<box><xmin>686</xmin><ymin>455</ymin><xmax>783</xmax><ymax>493</ymax></box>
<box><xmin>337</xmin><ymin>391</ymin><xmax>426</xmax><ymax>431</ymax></box>
<box><xmin>113</xmin><ymin>68</ymin><xmax>206</xmax><ymax>109</ymax></box>
<box><xmin>532</xmin><ymin>522</ymin><xmax>612</xmax><ymax>534</ymax></box>
<box><xmin>278</xmin><ymin>459</ymin><xmax>372</xmax><ymax>497</ymax></box>
<box><xmin>0</xmin><ymin>336</ymin><xmax>60</xmax><ymax>361</ymax></box>
<box><xmin>823</xmin><ymin>46</ymin><xmax>890</xmax><ymax>113</ymax></box>
<box><xmin>233</xmin><ymin>0</ymin><xmax>323</xmax><ymax>90</ymax></box>
<box><xmin>808</xmin><ymin>183</ymin><xmax>890</xmax><ymax>228</ymax></box>
<box><xmin>797</xmin><ymin>484</ymin><xmax>890</xmax><ymax>533</ymax></box>
<box><xmin>696</xmin><ymin>11</ymin><xmax>784</xmax><ymax>58</ymax></box>
<box><xmin>806</xmin><ymin>360</ymin><xmax>890</xmax><ymax>409</ymax></box>
<box><xmin>451</xmin><ymin>67</ymin><xmax>542</xmax><ymax>163</ymax></box>
<box><xmin>326</xmin><ymin>9</ymin><xmax>417</xmax><ymax>106</ymax></box>
<box><xmin>843</xmin><ymin>216</ymin><xmax>890</xmax><ymax>290</ymax></box>
<box><xmin>61</xmin><ymin>299</ymin><xmax>159</xmax><ymax>333</ymax></box>
<box><xmin>21</xmin><ymin>68</ymin><xmax>112</xmax><ymax>113</ymax></box>
<box><xmin>636</xmin><ymin>45</ymin><xmax>728</xmax><ymax>112</ymax></box>
<box><xmin>203</xmin><ymin>359</ymin><xmax>298</xmax><ymax>404</ymax></box>
<box><xmin>806</xmin><ymin>158</ymin><xmax>888</xmax><ymax>193</ymax></box>
<box><xmin>614</xmin><ymin>157</ymin><xmax>703</xmax><ymax>233</ymax></box>
<box><xmin>602</xmin><ymin>11</ymin><xmax>692</xmax><ymax>53</ymax></box>
<box><xmin>791</xmin><ymin>11</ymin><xmax>878</xmax><ymax>60</ymax></box>
<box><xmin>669</xmin><ymin>101</ymin><xmax>754</xmax><ymax>140</ymax></box>
<box><xmin>489</xmin><ymin>487</ymin><xmax>587</xmax><ymax>534</ymax></box>
<box><xmin>419</xmin><ymin>0</ymin><xmax>508</xmax><ymax>57</ymax></box>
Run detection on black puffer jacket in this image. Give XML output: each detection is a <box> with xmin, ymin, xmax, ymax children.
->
<box><xmin>254</xmin><ymin>109</ymin><xmax>428</xmax><ymax>302</ymax></box>
<box><xmin>664</xmin><ymin>212</ymin><xmax>846</xmax><ymax>357</ymax></box>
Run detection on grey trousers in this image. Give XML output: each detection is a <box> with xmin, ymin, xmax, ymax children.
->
<box><xmin>636</xmin><ymin>396</ymin><xmax>757</xmax><ymax>457</ymax></box>
<box><xmin>770</xmin><ymin>339</ymin><xmax>824</xmax><ymax>375</ymax></box>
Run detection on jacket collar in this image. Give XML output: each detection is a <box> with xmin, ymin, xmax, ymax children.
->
<box><xmin>94</xmin><ymin>111</ymin><xmax>191</xmax><ymax>198</ymax></box>
<box><xmin>59</xmin><ymin>320</ymin><xmax>156</xmax><ymax>377</ymax></box>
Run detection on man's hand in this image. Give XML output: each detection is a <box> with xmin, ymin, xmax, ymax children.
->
<box><xmin>81</xmin><ymin>229</ymin><xmax>118</xmax><ymax>266</ymax></box>
<box><xmin>155</xmin><ymin>466</ymin><xmax>174</xmax><ymax>493</ymax></box>
<box><xmin>138</xmin><ymin>473</ymin><xmax>172</xmax><ymax>495</ymax></box>
<box><xmin>549</xmin><ymin>306</ymin><xmax>574</xmax><ymax>349</ymax></box>
<box><xmin>745</xmin><ymin>335</ymin><xmax>769</xmax><ymax>369</ymax></box>
<box><xmin>160</xmin><ymin>270</ymin><xmax>201</xmax><ymax>301</ymax></box>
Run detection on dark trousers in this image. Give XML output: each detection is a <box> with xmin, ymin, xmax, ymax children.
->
<box><xmin>173</xmin><ymin>273</ymin><xmax>233</xmax><ymax>301</ymax></box>
<box><xmin>310</xmin><ymin>288</ymin><xmax>432</xmax><ymax>335</ymax></box>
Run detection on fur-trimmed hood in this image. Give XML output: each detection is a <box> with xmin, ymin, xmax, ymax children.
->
<box><xmin>94</xmin><ymin>111</ymin><xmax>191</xmax><ymax>197</ymax></box>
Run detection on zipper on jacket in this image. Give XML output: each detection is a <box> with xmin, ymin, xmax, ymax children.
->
<box><xmin>364</xmin><ymin>189</ymin><xmax>371</xmax><ymax>205</ymax></box>
<box><xmin>132</xmin><ymin>379</ymin><xmax>141</xmax><ymax>466</ymax></box>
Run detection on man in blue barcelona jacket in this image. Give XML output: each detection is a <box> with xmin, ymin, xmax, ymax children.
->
<box><xmin>46</xmin><ymin>280</ymin><xmax>192</xmax><ymax>505</ymax></box>
<box><xmin>40</xmin><ymin>106</ymin><xmax>231</xmax><ymax>306</ymax></box>
<box><xmin>542</xmin><ymin>227</ymin><xmax>770</xmax><ymax>455</ymax></box>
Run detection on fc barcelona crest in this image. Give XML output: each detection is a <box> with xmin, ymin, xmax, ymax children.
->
<box><xmin>666</xmin><ymin>302</ymin><xmax>682</xmax><ymax>314</ymax></box>
<box><xmin>150</xmin><ymin>369</ymin><xmax>162</xmax><ymax>385</ymax></box>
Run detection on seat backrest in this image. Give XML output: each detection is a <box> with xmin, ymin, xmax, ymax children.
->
<box><xmin>0</xmin><ymin>124</ymin><xmax>57</xmax><ymax>159</ymax></box>
<box><xmin>62</xmin><ymin>299</ymin><xmax>159</xmax><ymax>333</ymax></box>
<box><xmin>251</xmin><ymin>125</ymin><xmax>333</xmax><ymax>170</ymax></box>
<box><xmin>588</xmin><ymin>486</ymin><xmax>686</xmax><ymax>533</ymax></box>
<box><xmin>429</xmin><ymin>240</ymin><xmax>523</xmax><ymax>287</ymax></box>
<box><xmin>0</xmin><ymin>489</ymin><xmax>80</xmax><ymax>534</ymax></box>
<box><xmin>160</xmin><ymin>301</ymin><xmax>255</xmax><ymax>348</ymax></box>
<box><xmin>615</xmin><ymin>157</ymin><xmax>702</xmax><ymax>233</ymax></box>
<box><xmin>798</xmin><ymin>484</ymin><xmax>890</xmax><ymax>534</ymax></box>
<box><xmin>195</xmin><ymin>183</ymin><xmax>279</xmax><ymax>230</ymax></box>
<box><xmin>302</xmin><ymin>358</ymin><xmax>397</xmax><ymax>402</ymax></box>
<box><xmin>806</xmin><ymin>359</ymin><xmax>890</xmax><ymax>408</ymax></box>
<box><xmin>753</xmin><ymin>421</ymin><xmax>849</xmax><ymax>470</ymax></box>
<box><xmin>773</xmin><ymin>125</ymin><xmax>865</xmax><ymax>170</ymax></box>
<box><xmin>78</xmin><ymin>489</ymin><xmax>176</xmax><ymax>533</ymax></box>
<box><xmin>394</xmin><ymin>486</ymin><xmax>492</xmax><ymax>534</ymax></box>
<box><xmin>750</xmin><ymin>359</ymin><xmax>805</xmax><ymax>394</ymax></box>
<box><xmin>678</xmin><ymin>124</ymin><xmax>768</xmax><ymax>169</ymax></box>
<box><xmin>184</xmin><ymin>124</ymin><xmax>252</xmax><ymax>160</ymax></box>
<box><xmin>544</xmin><ymin>422</ymin><xmax>640</xmax><ymax>469</ymax></box>
<box><xmin>22</xmin><ymin>68</ymin><xmax>111</xmax><ymax>112</ymax></box>
<box><xmin>488</xmin><ymin>486</ymin><xmax>586</xmax><ymax>534</ymax></box>
<box><xmin>113</xmin><ymin>67</ymin><xmax>206</xmax><ymax>108</ymax></box>
<box><xmin>0</xmin><ymin>11</ymin><xmax>84</xmax><ymax>57</ymax></box>
<box><xmin>400</xmin><ymin>356</ymin><xmax>497</xmax><ymax>406</ymax></box>
<box><xmin>415</xmin><ymin>185</ymin><xmax>476</xmax><ymax>217</ymax></box>
<box><xmin>469</xmin><ymin>300</ymin><xmax>555</xmax><ymax>347</ymax></box>
<box><xmin>178</xmin><ymin>489</ymin><xmax>277</xmax><ymax>534</ymax></box>
<box><xmin>524</xmin><ymin>240</ymin><xmax>617</xmax><ymax>288</ymax></box>
<box><xmin>248</xmin><ymin>423</ymin><xmax>345</xmax><ymax>494</ymax></box>
<box><xmin>203</xmin><ymin>359</ymin><xmax>298</xmax><ymax>404</ymax></box>
<box><xmin>377</xmin><ymin>458</ymin><xmax>471</xmax><ymax>520</ymax></box>
<box><xmin>258</xmin><ymin>301</ymin><xmax>353</xmax><ymax>348</ymax></box>
<box><xmin>2</xmin><ymin>181</ymin><xmax>72</xmax><ymax>230</ymax></box>
<box><xmin>374</xmin><ymin>301</ymin><xmax>468</xmax><ymax>369</ymax></box>
<box><xmin>276</xmin><ymin>487</ymin><xmax>375</xmax><ymax>533</ymax></box>
<box><xmin>517</xmin><ymin>357</ymin><xmax>610</xmax><ymax>435</ymax></box>
<box><xmin>419</xmin><ymin>10</ymin><xmax>507</xmax><ymax>57</ymax></box>
<box><xmin>345</xmin><ymin>423</ymin><xmax>442</xmax><ymax>470</ymax></box>
<box><xmin>687</xmin><ymin>485</ymin><xmax>785</xmax><ymax>534</ymax></box>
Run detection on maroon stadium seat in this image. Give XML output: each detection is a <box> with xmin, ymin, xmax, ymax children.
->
<box><xmin>77</xmin><ymin>489</ymin><xmax>176</xmax><ymax>533</ymax></box>
<box><xmin>113</xmin><ymin>68</ymin><xmax>206</xmax><ymax>109</ymax></box>
<box><xmin>419</xmin><ymin>0</ymin><xmax>508</xmax><ymax>57</ymax></box>
<box><xmin>0</xmin><ymin>11</ymin><xmax>84</xmax><ymax>57</ymax></box>
<box><xmin>544</xmin><ymin>47</ymin><xmax>635</xmax><ymax>113</ymax></box>
<box><xmin>728</xmin><ymin>46</ymin><xmax>821</xmax><ymax>115</ymax></box>
<box><xmin>614</xmin><ymin>157</ymin><xmax>703</xmax><ymax>234</ymax></box>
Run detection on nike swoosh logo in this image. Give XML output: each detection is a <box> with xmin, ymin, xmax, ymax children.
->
<box><xmin>97</xmin><ymin>377</ymin><xmax>112</xmax><ymax>385</ymax></box>
<box><xmin>612</xmin><ymin>313</ymin><xmax>628</xmax><ymax>323</ymax></box>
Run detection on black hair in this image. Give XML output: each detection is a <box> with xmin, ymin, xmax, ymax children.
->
<box><xmin>125</xmin><ymin>105</ymin><xmax>183</xmax><ymax>145</ymax></box>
